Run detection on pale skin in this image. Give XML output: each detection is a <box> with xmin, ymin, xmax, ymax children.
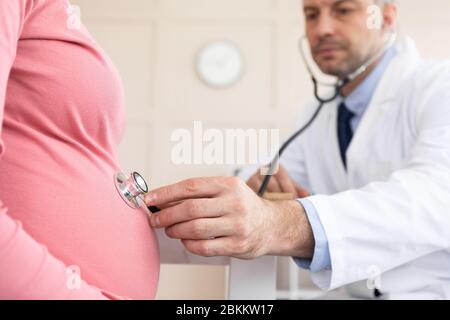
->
<box><xmin>145</xmin><ymin>0</ymin><xmax>397</xmax><ymax>260</ymax></box>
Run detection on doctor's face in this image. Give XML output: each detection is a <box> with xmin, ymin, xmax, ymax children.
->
<box><xmin>303</xmin><ymin>0</ymin><xmax>391</xmax><ymax>78</ymax></box>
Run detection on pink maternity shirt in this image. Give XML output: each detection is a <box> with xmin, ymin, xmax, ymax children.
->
<box><xmin>0</xmin><ymin>0</ymin><xmax>159</xmax><ymax>299</ymax></box>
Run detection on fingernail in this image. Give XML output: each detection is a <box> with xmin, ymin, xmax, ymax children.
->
<box><xmin>150</xmin><ymin>215</ymin><xmax>160</xmax><ymax>228</ymax></box>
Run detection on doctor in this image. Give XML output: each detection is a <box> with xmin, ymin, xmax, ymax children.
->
<box><xmin>145</xmin><ymin>0</ymin><xmax>450</xmax><ymax>299</ymax></box>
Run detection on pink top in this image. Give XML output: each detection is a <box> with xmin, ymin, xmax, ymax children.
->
<box><xmin>0</xmin><ymin>0</ymin><xmax>159</xmax><ymax>299</ymax></box>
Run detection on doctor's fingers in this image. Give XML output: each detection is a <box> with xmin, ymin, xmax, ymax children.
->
<box><xmin>165</xmin><ymin>217</ymin><xmax>235</xmax><ymax>240</ymax></box>
<box><xmin>145</xmin><ymin>176</ymin><xmax>233</xmax><ymax>206</ymax></box>
<box><xmin>265</xmin><ymin>174</ymin><xmax>283</xmax><ymax>193</ymax></box>
<box><xmin>155</xmin><ymin>200</ymin><xmax>183</xmax><ymax>210</ymax></box>
<box><xmin>149</xmin><ymin>198</ymin><xmax>226</xmax><ymax>228</ymax></box>
<box><xmin>181</xmin><ymin>237</ymin><xmax>252</xmax><ymax>258</ymax></box>
<box><xmin>246</xmin><ymin>174</ymin><xmax>263</xmax><ymax>193</ymax></box>
<box><xmin>295</xmin><ymin>185</ymin><xmax>311</xmax><ymax>198</ymax></box>
<box><xmin>273</xmin><ymin>167</ymin><xmax>298</xmax><ymax>195</ymax></box>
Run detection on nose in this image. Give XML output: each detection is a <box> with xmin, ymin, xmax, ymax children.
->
<box><xmin>314</xmin><ymin>12</ymin><xmax>337</xmax><ymax>38</ymax></box>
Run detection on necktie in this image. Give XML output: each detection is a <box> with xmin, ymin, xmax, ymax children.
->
<box><xmin>337</xmin><ymin>102</ymin><xmax>355</xmax><ymax>169</ymax></box>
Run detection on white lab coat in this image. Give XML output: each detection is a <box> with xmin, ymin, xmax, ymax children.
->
<box><xmin>241</xmin><ymin>37</ymin><xmax>450</xmax><ymax>299</ymax></box>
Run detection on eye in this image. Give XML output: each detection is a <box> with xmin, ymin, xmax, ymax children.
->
<box><xmin>306</xmin><ymin>13</ymin><xmax>318</xmax><ymax>21</ymax></box>
<box><xmin>335</xmin><ymin>7</ymin><xmax>354</xmax><ymax>16</ymax></box>
<box><xmin>305</xmin><ymin>11</ymin><xmax>319</xmax><ymax>21</ymax></box>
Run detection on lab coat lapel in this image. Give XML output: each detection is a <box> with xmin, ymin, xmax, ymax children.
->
<box><xmin>345</xmin><ymin>37</ymin><xmax>421</xmax><ymax>185</ymax></box>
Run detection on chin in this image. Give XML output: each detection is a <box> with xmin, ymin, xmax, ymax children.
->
<box><xmin>315</xmin><ymin>53</ymin><xmax>349</xmax><ymax>76</ymax></box>
<box><xmin>313</xmin><ymin>58</ymin><xmax>339</xmax><ymax>75</ymax></box>
<box><xmin>318</xmin><ymin>65</ymin><xmax>341</xmax><ymax>77</ymax></box>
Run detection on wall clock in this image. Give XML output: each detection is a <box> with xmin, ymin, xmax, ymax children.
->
<box><xmin>196</xmin><ymin>41</ymin><xmax>244</xmax><ymax>88</ymax></box>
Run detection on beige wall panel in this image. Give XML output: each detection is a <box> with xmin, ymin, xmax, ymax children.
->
<box><xmin>155</xmin><ymin>22</ymin><xmax>276</xmax><ymax>119</ymax></box>
<box><xmin>73</xmin><ymin>0</ymin><xmax>157</xmax><ymax>19</ymax></box>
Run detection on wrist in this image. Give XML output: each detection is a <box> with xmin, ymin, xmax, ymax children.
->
<box><xmin>265</xmin><ymin>200</ymin><xmax>315</xmax><ymax>258</ymax></box>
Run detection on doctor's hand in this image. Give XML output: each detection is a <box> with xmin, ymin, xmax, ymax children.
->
<box><xmin>246</xmin><ymin>165</ymin><xmax>310</xmax><ymax>198</ymax></box>
<box><xmin>144</xmin><ymin>177</ymin><xmax>314</xmax><ymax>259</ymax></box>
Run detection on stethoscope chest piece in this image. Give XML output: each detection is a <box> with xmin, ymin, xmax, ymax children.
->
<box><xmin>114</xmin><ymin>171</ymin><xmax>149</xmax><ymax>209</ymax></box>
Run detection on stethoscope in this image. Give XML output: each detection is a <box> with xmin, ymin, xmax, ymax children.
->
<box><xmin>257</xmin><ymin>32</ymin><xmax>397</xmax><ymax>196</ymax></box>
<box><xmin>114</xmin><ymin>171</ymin><xmax>160</xmax><ymax>214</ymax></box>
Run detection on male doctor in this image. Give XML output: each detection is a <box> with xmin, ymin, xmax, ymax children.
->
<box><xmin>145</xmin><ymin>0</ymin><xmax>450</xmax><ymax>299</ymax></box>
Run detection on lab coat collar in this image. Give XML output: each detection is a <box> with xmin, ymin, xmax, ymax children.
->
<box><xmin>342</xmin><ymin>46</ymin><xmax>397</xmax><ymax>117</ymax></box>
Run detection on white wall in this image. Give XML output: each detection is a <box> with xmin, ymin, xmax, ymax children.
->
<box><xmin>73</xmin><ymin>0</ymin><xmax>450</xmax><ymax>299</ymax></box>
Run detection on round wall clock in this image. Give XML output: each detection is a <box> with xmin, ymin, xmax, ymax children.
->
<box><xmin>195</xmin><ymin>41</ymin><xmax>245</xmax><ymax>88</ymax></box>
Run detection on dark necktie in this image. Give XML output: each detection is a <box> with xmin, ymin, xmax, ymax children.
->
<box><xmin>337</xmin><ymin>102</ymin><xmax>355</xmax><ymax>169</ymax></box>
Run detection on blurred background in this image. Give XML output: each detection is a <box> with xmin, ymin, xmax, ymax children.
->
<box><xmin>72</xmin><ymin>0</ymin><xmax>450</xmax><ymax>299</ymax></box>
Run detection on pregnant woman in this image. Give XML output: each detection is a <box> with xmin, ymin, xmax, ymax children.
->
<box><xmin>0</xmin><ymin>0</ymin><xmax>159</xmax><ymax>299</ymax></box>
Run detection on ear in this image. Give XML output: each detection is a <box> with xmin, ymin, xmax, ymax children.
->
<box><xmin>382</xmin><ymin>3</ymin><xmax>397</xmax><ymax>32</ymax></box>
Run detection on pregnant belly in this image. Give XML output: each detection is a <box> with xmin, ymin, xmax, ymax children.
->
<box><xmin>0</xmin><ymin>145</ymin><xmax>160</xmax><ymax>299</ymax></box>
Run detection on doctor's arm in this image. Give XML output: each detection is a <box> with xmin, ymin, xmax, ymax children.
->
<box><xmin>245</xmin><ymin>167</ymin><xmax>332</xmax><ymax>272</ymax></box>
<box><xmin>146</xmin><ymin>176</ymin><xmax>316</xmax><ymax>260</ymax></box>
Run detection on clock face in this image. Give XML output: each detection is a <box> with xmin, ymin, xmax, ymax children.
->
<box><xmin>196</xmin><ymin>41</ymin><xmax>244</xmax><ymax>88</ymax></box>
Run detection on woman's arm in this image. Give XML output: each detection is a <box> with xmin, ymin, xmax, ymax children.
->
<box><xmin>0</xmin><ymin>208</ymin><xmax>111</xmax><ymax>299</ymax></box>
<box><xmin>0</xmin><ymin>0</ymin><xmax>115</xmax><ymax>300</ymax></box>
